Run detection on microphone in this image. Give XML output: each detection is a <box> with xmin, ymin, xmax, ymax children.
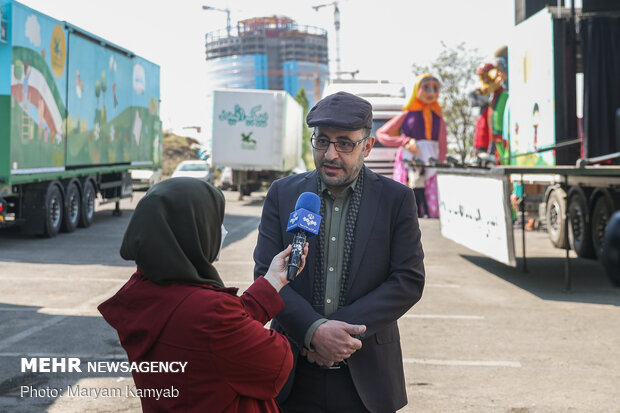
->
<box><xmin>286</xmin><ymin>192</ymin><xmax>322</xmax><ymax>281</ymax></box>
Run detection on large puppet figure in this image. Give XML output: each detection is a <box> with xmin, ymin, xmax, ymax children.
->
<box><xmin>474</xmin><ymin>61</ymin><xmax>509</xmax><ymax>162</ymax></box>
<box><xmin>377</xmin><ymin>73</ymin><xmax>447</xmax><ymax>218</ymax></box>
<box><xmin>469</xmin><ymin>85</ymin><xmax>491</xmax><ymax>155</ymax></box>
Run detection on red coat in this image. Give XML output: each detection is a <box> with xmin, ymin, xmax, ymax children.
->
<box><xmin>98</xmin><ymin>270</ymin><xmax>292</xmax><ymax>413</ymax></box>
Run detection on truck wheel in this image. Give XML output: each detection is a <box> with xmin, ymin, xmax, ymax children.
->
<box><xmin>250</xmin><ymin>182</ymin><xmax>262</xmax><ymax>193</ymax></box>
<box><xmin>79</xmin><ymin>180</ymin><xmax>96</xmax><ymax>228</ymax></box>
<box><xmin>602</xmin><ymin>211</ymin><xmax>620</xmax><ymax>287</ymax></box>
<box><xmin>240</xmin><ymin>184</ymin><xmax>252</xmax><ymax>196</ymax></box>
<box><xmin>568</xmin><ymin>190</ymin><xmax>595</xmax><ymax>258</ymax></box>
<box><xmin>61</xmin><ymin>182</ymin><xmax>81</xmax><ymax>233</ymax></box>
<box><xmin>546</xmin><ymin>188</ymin><xmax>566</xmax><ymax>248</ymax></box>
<box><xmin>591</xmin><ymin>195</ymin><xmax>614</xmax><ymax>259</ymax></box>
<box><xmin>43</xmin><ymin>184</ymin><xmax>64</xmax><ymax>238</ymax></box>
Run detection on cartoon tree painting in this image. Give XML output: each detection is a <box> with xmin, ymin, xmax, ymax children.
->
<box><xmin>101</xmin><ymin>71</ymin><xmax>107</xmax><ymax>97</ymax></box>
<box><xmin>95</xmin><ymin>80</ymin><xmax>101</xmax><ymax>103</ymax></box>
<box><xmin>101</xmin><ymin>70</ymin><xmax>107</xmax><ymax>122</ymax></box>
<box><xmin>95</xmin><ymin>78</ymin><xmax>106</xmax><ymax>123</ymax></box>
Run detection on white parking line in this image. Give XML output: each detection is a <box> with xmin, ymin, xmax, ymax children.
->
<box><xmin>402</xmin><ymin>314</ymin><xmax>484</xmax><ymax>320</ymax></box>
<box><xmin>425</xmin><ymin>283</ymin><xmax>461</xmax><ymax>288</ymax></box>
<box><xmin>403</xmin><ymin>358</ymin><xmax>521</xmax><ymax>368</ymax></box>
<box><xmin>0</xmin><ymin>284</ymin><xmax>123</xmax><ymax>350</ymax></box>
<box><xmin>0</xmin><ymin>315</ymin><xmax>67</xmax><ymax>351</ymax></box>
<box><xmin>0</xmin><ymin>306</ymin><xmax>106</xmax><ymax>315</ymax></box>
<box><xmin>37</xmin><ymin>308</ymin><xmax>101</xmax><ymax>316</ymax></box>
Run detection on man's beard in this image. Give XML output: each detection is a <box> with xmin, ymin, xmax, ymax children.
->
<box><xmin>318</xmin><ymin>155</ymin><xmax>363</xmax><ymax>189</ymax></box>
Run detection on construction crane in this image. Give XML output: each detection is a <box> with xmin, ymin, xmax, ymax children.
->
<box><xmin>313</xmin><ymin>1</ymin><xmax>342</xmax><ymax>79</ymax></box>
<box><xmin>202</xmin><ymin>5</ymin><xmax>231</xmax><ymax>37</ymax></box>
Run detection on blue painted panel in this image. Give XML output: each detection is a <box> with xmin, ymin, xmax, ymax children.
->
<box><xmin>254</xmin><ymin>54</ymin><xmax>267</xmax><ymax>89</ymax></box>
<box><xmin>282</xmin><ymin>60</ymin><xmax>299</xmax><ymax>98</ymax></box>
<box><xmin>282</xmin><ymin>60</ymin><xmax>328</xmax><ymax>106</ymax></box>
<box><xmin>64</xmin><ymin>31</ymin><xmax>160</xmax><ymax>166</ymax></box>
<box><xmin>0</xmin><ymin>0</ymin><xmax>12</xmax><ymax>94</ymax></box>
<box><xmin>66</xmin><ymin>32</ymin><xmax>137</xmax><ymax>165</ymax></box>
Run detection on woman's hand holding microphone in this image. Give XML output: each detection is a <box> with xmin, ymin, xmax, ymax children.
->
<box><xmin>264</xmin><ymin>243</ymin><xmax>309</xmax><ymax>293</ymax></box>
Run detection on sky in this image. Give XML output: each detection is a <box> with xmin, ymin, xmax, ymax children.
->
<box><xmin>16</xmin><ymin>0</ymin><xmax>517</xmax><ymax>139</ymax></box>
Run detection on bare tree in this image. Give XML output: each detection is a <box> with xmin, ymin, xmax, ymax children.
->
<box><xmin>412</xmin><ymin>42</ymin><xmax>482</xmax><ymax>162</ymax></box>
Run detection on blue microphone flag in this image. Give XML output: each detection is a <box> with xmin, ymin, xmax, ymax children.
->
<box><xmin>286</xmin><ymin>192</ymin><xmax>321</xmax><ymax>237</ymax></box>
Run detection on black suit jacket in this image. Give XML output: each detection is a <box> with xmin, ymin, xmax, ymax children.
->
<box><xmin>253</xmin><ymin>166</ymin><xmax>425</xmax><ymax>413</ymax></box>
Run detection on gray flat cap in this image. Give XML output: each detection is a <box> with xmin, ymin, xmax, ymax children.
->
<box><xmin>306</xmin><ymin>91</ymin><xmax>373</xmax><ymax>130</ymax></box>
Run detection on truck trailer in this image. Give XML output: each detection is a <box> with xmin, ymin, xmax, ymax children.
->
<box><xmin>0</xmin><ymin>1</ymin><xmax>161</xmax><ymax>237</ymax></box>
<box><xmin>210</xmin><ymin>88</ymin><xmax>302</xmax><ymax>197</ymax></box>
<box><xmin>436</xmin><ymin>4</ymin><xmax>620</xmax><ymax>286</ymax></box>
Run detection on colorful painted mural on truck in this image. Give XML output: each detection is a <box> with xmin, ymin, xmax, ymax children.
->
<box><xmin>9</xmin><ymin>6</ymin><xmax>67</xmax><ymax>171</ymax></box>
<box><xmin>7</xmin><ymin>2</ymin><xmax>161</xmax><ymax>173</ymax></box>
<box><xmin>507</xmin><ymin>9</ymin><xmax>555</xmax><ymax>167</ymax></box>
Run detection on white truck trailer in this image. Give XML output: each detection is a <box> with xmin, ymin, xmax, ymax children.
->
<box><xmin>210</xmin><ymin>88</ymin><xmax>303</xmax><ymax>197</ymax></box>
<box><xmin>436</xmin><ymin>6</ymin><xmax>620</xmax><ymax>288</ymax></box>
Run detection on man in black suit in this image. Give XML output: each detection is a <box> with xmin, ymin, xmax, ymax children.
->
<box><xmin>253</xmin><ymin>91</ymin><xmax>425</xmax><ymax>413</ymax></box>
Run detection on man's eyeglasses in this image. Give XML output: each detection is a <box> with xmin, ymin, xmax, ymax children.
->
<box><xmin>311</xmin><ymin>134</ymin><xmax>368</xmax><ymax>153</ymax></box>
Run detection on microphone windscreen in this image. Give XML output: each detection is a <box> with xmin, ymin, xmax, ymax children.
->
<box><xmin>295</xmin><ymin>192</ymin><xmax>321</xmax><ymax>214</ymax></box>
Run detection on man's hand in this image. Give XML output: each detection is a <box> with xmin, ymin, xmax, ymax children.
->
<box><xmin>310</xmin><ymin>320</ymin><xmax>366</xmax><ymax>363</ymax></box>
<box><xmin>301</xmin><ymin>349</ymin><xmax>334</xmax><ymax>368</ymax></box>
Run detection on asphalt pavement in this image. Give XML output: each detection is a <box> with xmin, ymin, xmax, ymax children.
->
<box><xmin>0</xmin><ymin>189</ymin><xmax>618</xmax><ymax>413</ymax></box>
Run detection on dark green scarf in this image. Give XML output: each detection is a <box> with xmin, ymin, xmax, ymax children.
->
<box><xmin>120</xmin><ymin>177</ymin><xmax>225</xmax><ymax>288</ymax></box>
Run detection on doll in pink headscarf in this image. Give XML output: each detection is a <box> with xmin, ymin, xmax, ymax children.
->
<box><xmin>376</xmin><ymin>74</ymin><xmax>447</xmax><ymax>218</ymax></box>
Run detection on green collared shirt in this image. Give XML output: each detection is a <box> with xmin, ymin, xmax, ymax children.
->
<box><xmin>303</xmin><ymin>176</ymin><xmax>358</xmax><ymax>349</ymax></box>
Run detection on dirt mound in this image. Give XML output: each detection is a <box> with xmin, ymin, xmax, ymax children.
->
<box><xmin>162</xmin><ymin>131</ymin><xmax>200</xmax><ymax>176</ymax></box>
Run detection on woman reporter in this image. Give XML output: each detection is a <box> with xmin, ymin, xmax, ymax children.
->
<box><xmin>98</xmin><ymin>177</ymin><xmax>307</xmax><ymax>413</ymax></box>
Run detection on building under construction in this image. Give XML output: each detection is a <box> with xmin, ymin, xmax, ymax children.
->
<box><xmin>204</xmin><ymin>16</ymin><xmax>329</xmax><ymax>105</ymax></box>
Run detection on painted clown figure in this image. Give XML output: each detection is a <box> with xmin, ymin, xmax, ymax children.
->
<box><xmin>377</xmin><ymin>73</ymin><xmax>447</xmax><ymax>218</ymax></box>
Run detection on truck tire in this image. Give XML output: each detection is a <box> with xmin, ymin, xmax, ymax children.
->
<box><xmin>79</xmin><ymin>180</ymin><xmax>96</xmax><ymax>228</ymax></box>
<box><xmin>546</xmin><ymin>188</ymin><xmax>566</xmax><ymax>248</ymax></box>
<box><xmin>591</xmin><ymin>194</ymin><xmax>614</xmax><ymax>260</ymax></box>
<box><xmin>240</xmin><ymin>184</ymin><xmax>252</xmax><ymax>196</ymax></box>
<box><xmin>43</xmin><ymin>184</ymin><xmax>64</xmax><ymax>238</ymax></box>
<box><xmin>602</xmin><ymin>211</ymin><xmax>620</xmax><ymax>287</ymax></box>
<box><xmin>568</xmin><ymin>189</ymin><xmax>595</xmax><ymax>258</ymax></box>
<box><xmin>61</xmin><ymin>182</ymin><xmax>81</xmax><ymax>233</ymax></box>
<box><xmin>250</xmin><ymin>182</ymin><xmax>262</xmax><ymax>193</ymax></box>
